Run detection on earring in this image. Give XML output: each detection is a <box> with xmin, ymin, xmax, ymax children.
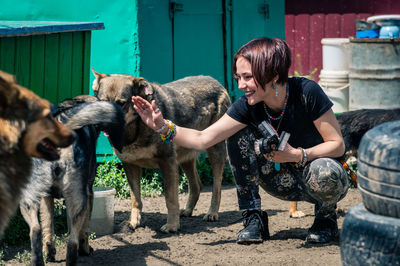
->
<box><xmin>273</xmin><ymin>81</ymin><xmax>278</xmax><ymax>97</ymax></box>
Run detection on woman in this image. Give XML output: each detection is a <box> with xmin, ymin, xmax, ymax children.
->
<box><xmin>131</xmin><ymin>37</ymin><xmax>349</xmax><ymax>245</ymax></box>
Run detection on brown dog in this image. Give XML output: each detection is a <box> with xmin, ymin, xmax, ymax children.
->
<box><xmin>0</xmin><ymin>70</ymin><xmax>75</xmax><ymax>237</ymax></box>
<box><xmin>92</xmin><ymin>70</ymin><xmax>231</xmax><ymax>232</ymax></box>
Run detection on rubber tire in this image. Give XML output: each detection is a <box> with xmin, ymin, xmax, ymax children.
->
<box><xmin>358</xmin><ymin>121</ymin><xmax>400</xmax><ymax>218</ymax></box>
<box><xmin>340</xmin><ymin>204</ymin><xmax>400</xmax><ymax>266</ymax></box>
<box><xmin>358</xmin><ymin>172</ymin><xmax>400</xmax><ymax>199</ymax></box>
<box><xmin>358</xmin><ymin>161</ymin><xmax>400</xmax><ymax>185</ymax></box>
<box><xmin>358</xmin><ymin>121</ymin><xmax>400</xmax><ymax>171</ymax></box>
<box><xmin>359</xmin><ymin>185</ymin><xmax>400</xmax><ymax>218</ymax></box>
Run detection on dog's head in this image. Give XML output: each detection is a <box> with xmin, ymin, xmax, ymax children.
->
<box><xmin>0</xmin><ymin>70</ymin><xmax>76</xmax><ymax>161</ymax></box>
<box><xmin>91</xmin><ymin>68</ymin><xmax>153</xmax><ymax>125</ymax></box>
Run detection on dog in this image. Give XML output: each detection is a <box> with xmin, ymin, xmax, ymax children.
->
<box><xmin>0</xmin><ymin>70</ymin><xmax>75</xmax><ymax>238</ymax></box>
<box><xmin>91</xmin><ymin>69</ymin><xmax>231</xmax><ymax>233</ymax></box>
<box><xmin>289</xmin><ymin>108</ymin><xmax>400</xmax><ymax>217</ymax></box>
<box><xmin>19</xmin><ymin>95</ymin><xmax>125</xmax><ymax>266</ymax></box>
<box><xmin>337</xmin><ymin>108</ymin><xmax>400</xmax><ymax>159</ymax></box>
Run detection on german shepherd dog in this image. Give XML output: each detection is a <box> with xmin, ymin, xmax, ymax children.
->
<box><xmin>0</xmin><ymin>70</ymin><xmax>75</xmax><ymax>238</ymax></box>
<box><xmin>19</xmin><ymin>95</ymin><xmax>125</xmax><ymax>266</ymax></box>
<box><xmin>91</xmin><ymin>69</ymin><xmax>231</xmax><ymax>233</ymax></box>
<box><xmin>289</xmin><ymin>107</ymin><xmax>400</xmax><ymax>217</ymax></box>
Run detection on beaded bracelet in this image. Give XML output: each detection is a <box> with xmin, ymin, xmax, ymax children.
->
<box><xmin>160</xmin><ymin>120</ymin><xmax>176</xmax><ymax>143</ymax></box>
<box><xmin>156</xmin><ymin>120</ymin><xmax>167</xmax><ymax>133</ymax></box>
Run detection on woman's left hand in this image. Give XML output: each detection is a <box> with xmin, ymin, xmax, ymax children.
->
<box><xmin>264</xmin><ymin>143</ymin><xmax>301</xmax><ymax>163</ymax></box>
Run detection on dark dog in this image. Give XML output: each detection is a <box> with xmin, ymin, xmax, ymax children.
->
<box><xmin>336</xmin><ymin>108</ymin><xmax>400</xmax><ymax>159</ymax></box>
<box><xmin>289</xmin><ymin>107</ymin><xmax>400</xmax><ymax>217</ymax></box>
<box><xmin>92</xmin><ymin>69</ymin><xmax>231</xmax><ymax>233</ymax></box>
<box><xmin>19</xmin><ymin>95</ymin><xmax>125</xmax><ymax>266</ymax></box>
<box><xmin>0</xmin><ymin>70</ymin><xmax>75</xmax><ymax>238</ymax></box>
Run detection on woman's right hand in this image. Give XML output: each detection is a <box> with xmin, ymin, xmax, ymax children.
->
<box><xmin>131</xmin><ymin>96</ymin><xmax>165</xmax><ymax>131</ymax></box>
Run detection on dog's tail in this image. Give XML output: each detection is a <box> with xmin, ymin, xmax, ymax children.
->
<box><xmin>63</xmin><ymin>101</ymin><xmax>125</xmax><ymax>152</ymax></box>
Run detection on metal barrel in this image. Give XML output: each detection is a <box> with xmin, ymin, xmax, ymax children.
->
<box><xmin>349</xmin><ymin>38</ymin><xmax>400</xmax><ymax>110</ymax></box>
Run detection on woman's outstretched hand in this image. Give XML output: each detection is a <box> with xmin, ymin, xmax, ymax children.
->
<box><xmin>132</xmin><ymin>96</ymin><xmax>164</xmax><ymax>130</ymax></box>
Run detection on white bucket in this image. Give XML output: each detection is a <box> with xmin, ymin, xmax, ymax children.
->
<box><xmin>89</xmin><ymin>187</ymin><xmax>116</xmax><ymax>236</ymax></box>
<box><xmin>319</xmin><ymin>70</ymin><xmax>349</xmax><ymax>113</ymax></box>
<box><xmin>321</xmin><ymin>38</ymin><xmax>350</xmax><ymax>71</ymax></box>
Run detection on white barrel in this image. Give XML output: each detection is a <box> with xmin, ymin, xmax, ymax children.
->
<box><xmin>89</xmin><ymin>187</ymin><xmax>116</xmax><ymax>236</ymax></box>
<box><xmin>319</xmin><ymin>70</ymin><xmax>350</xmax><ymax>113</ymax></box>
<box><xmin>321</xmin><ymin>38</ymin><xmax>350</xmax><ymax>71</ymax></box>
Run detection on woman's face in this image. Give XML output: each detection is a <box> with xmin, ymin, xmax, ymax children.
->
<box><xmin>235</xmin><ymin>56</ymin><xmax>271</xmax><ymax>105</ymax></box>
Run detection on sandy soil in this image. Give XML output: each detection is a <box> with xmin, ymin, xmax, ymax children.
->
<box><xmin>3</xmin><ymin>185</ymin><xmax>362</xmax><ymax>266</ymax></box>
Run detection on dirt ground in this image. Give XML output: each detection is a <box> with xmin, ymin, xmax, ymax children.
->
<box><xmin>3</xmin><ymin>185</ymin><xmax>362</xmax><ymax>266</ymax></box>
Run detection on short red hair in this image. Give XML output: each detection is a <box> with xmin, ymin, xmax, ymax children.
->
<box><xmin>232</xmin><ymin>37</ymin><xmax>292</xmax><ymax>89</ymax></box>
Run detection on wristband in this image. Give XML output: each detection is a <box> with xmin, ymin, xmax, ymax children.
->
<box><xmin>301</xmin><ymin>148</ymin><xmax>308</xmax><ymax>166</ymax></box>
<box><xmin>296</xmin><ymin>147</ymin><xmax>308</xmax><ymax>168</ymax></box>
<box><xmin>156</xmin><ymin>120</ymin><xmax>167</xmax><ymax>133</ymax></box>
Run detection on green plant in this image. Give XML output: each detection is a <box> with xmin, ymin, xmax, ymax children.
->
<box><xmin>1</xmin><ymin>199</ymin><xmax>68</xmax><ymax>247</ymax></box>
<box><xmin>178</xmin><ymin>173</ymin><xmax>189</xmax><ymax>193</ymax></box>
<box><xmin>55</xmin><ymin>232</ymin><xmax>69</xmax><ymax>247</ymax></box>
<box><xmin>140</xmin><ymin>171</ymin><xmax>163</xmax><ymax>197</ymax></box>
<box><xmin>1</xmin><ymin>210</ymin><xmax>30</xmax><ymax>246</ymax></box>
<box><xmin>0</xmin><ymin>249</ymin><xmax>5</xmax><ymax>265</ymax></box>
<box><xmin>89</xmin><ymin>232</ymin><xmax>96</xmax><ymax>241</ymax></box>
<box><xmin>94</xmin><ymin>154</ymin><xmax>130</xmax><ymax>198</ymax></box>
<box><xmin>15</xmin><ymin>250</ymin><xmax>31</xmax><ymax>265</ymax></box>
<box><xmin>95</xmin><ymin>153</ymin><xmax>234</xmax><ymax>198</ymax></box>
<box><xmin>196</xmin><ymin>155</ymin><xmax>234</xmax><ymax>186</ymax></box>
<box><xmin>292</xmin><ymin>53</ymin><xmax>318</xmax><ymax>81</ymax></box>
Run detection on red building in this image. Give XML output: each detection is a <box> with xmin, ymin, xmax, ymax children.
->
<box><xmin>285</xmin><ymin>0</ymin><xmax>400</xmax><ymax>81</ymax></box>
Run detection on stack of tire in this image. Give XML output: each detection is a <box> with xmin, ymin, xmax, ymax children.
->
<box><xmin>340</xmin><ymin>121</ymin><xmax>400</xmax><ymax>265</ymax></box>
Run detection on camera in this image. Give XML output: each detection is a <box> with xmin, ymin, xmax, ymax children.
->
<box><xmin>254</xmin><ymin>121</ymin><xmax>290</xmax><ymax>155</ymax></box>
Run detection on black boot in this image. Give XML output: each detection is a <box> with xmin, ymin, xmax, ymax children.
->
<box><xmin>305</xmin><ymin>214</ymin><xmax>338</xmax><ymax>244</ymax></box>
<box><xmin>237</xmin><ymin>209</ymin><xmax>270</xmax><ymax>244</ymax></box>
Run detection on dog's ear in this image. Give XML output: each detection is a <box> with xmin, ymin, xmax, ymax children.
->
<box><xmin>132</xmin><ymin>77</ymin><xmax>153</xmax><ymax>96</ymax></box>
<box><xmin>91</xmin><ymin>68</ymin><xmax>108</xmax><ymax>96</ymax></box>
<box><xmin>0</xmin><ymin>71</ymin><xmax>21</xmax><ymax>150</ymax></box>
<box><xmin>0</xmin><ymin>71</ymin><xmax>19</xmax><ymax>114</ymax></box>
<box><xmin>91</xmin><ymin>68</ymin><xmax>108</xmax><ymax>79</ymax></box>
<box><xmin>0</xmin><ymin>70</ymin><xmax>17</xmax><ymax>84</ymax></box>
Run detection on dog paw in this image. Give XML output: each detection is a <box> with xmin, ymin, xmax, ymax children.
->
<box><xmin>45</xmin><ymin>245</ymin><xmax>56</xmax><ymax>262</ymax></box>
<box><xmin>160</xmin><ymin>224</ymin><xmax>179</xmax><ymax>233</ymax></box>
<box><xmin>180</xmin><ymin>209</ymin><xmax>193</xmax><ymax>217</ymax></box>
<box><xmin>121</xmin><ymin>220</ymin><xmax>137</xmax><ymax>232</ymax></box>
<box><xmin>126</xmin><ymin>211</ymin><xmax>141</xmax><ymax>229</ymax></box>
<box><xmin>203</xmin><ymin>212</ymin><xmax>219</xmax><ymax>222</ymax></box>
<box><xmin>289</xmin><ymin>210</ymin><xmax>305</xmax><ymax>218</ymax></box>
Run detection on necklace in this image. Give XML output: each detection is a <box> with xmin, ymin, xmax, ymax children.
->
<box><xmin>264</xmin><ymin>84</ymin><xmax>289</xmax><ymax>121</ymax></box>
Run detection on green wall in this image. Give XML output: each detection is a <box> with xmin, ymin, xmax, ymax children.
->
<box><xmin>138</xmin><ymin>0</ymin><xmax>285</xmax><ymax>102</ymax></box>
<box><xmin>0</xmin><ymin>0</ymin><xmax>140</xmax><ymax>78</ymax></box>
<box><xmin>0</xmin><ymin>0</ymin><xmax>140</xmax><ymax>158</ymax></box>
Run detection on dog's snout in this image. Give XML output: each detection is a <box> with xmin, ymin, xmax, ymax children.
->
<box><xmin>60</xmin><ymin>131</ymin><xmax>77</xmax><ymax>148</ymax></box>
<box><xmin>68</xmin><ymin>131</ymin><xmax>77</xmax><ymax>145</ymax></box>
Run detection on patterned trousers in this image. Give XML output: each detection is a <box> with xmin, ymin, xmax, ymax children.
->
<box><xmin>226</xmin><ymin>127</ymin><xmax>349</xmax><ymax>218</ymax></box>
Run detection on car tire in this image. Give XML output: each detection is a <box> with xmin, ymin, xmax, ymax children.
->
<box><xmin>340</xmin><ymin>203</ymin><xmax>400</xmax><ymax>266</ymax></box>
<box><xmin>358</xmin><ymin>121</ymin><xmax>400</xmax><ymax>218</ymax></box>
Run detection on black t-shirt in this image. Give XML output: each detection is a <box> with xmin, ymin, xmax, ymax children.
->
<box><xmin>226</xmin><ymin>76</ymin><xmax>333</xmax><ymax>149</ymax></box>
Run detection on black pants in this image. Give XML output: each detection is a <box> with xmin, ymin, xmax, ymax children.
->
<box><xmin>226</xmin><ymin>127</ymin><xmax>349</xmax><ymax>218</ymax></box>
